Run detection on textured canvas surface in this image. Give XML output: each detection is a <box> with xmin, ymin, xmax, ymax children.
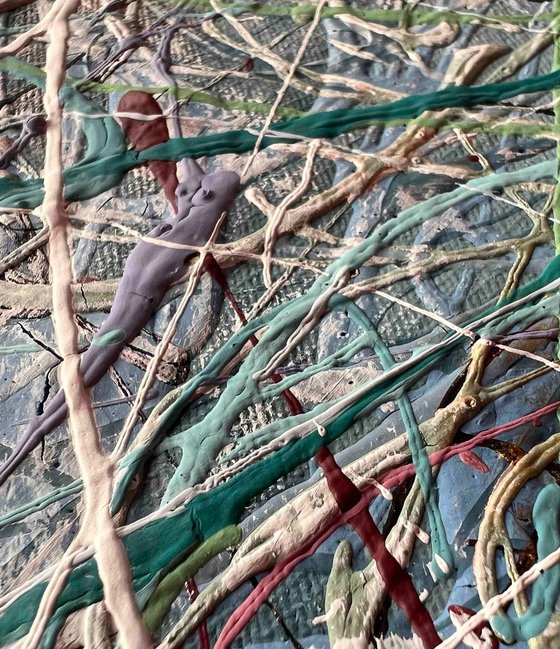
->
<box><xmin>0</xmin><ymin>1</ymin><xmax>559</xmax><ymax>648</ymax></box>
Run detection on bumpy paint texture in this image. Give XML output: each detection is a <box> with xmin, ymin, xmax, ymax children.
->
<box><xmin>1</xmin><ymin>1</ymin><xmax>560</xmax><ymax>649</ymax></box>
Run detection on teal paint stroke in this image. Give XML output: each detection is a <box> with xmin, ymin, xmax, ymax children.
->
<box><xmin>0</xmin><ymin>481</ymin><xmax>82</xmax><ymax>529</ymax></box>
<box><xmin>491</xmin><ymin>483</ymin><xmax>560</xmax><ymax>641</ymax></box>
<box><xmin>2</xmin><ymin>273</ymin><xmax>558</xmax><ymax>648</ymax></box>
<box><xmin>1</xmin><ymin>259</ymin><xmax>559</xmax><ymax>648</ymax></box>
<box><xmin>156</xmin><ymin>159</ymin><xmax>558</xmax><ymax>504</ymax></box>
<box><xmin>91</xmin><ymin>328</ymin><xmax>127</xmax><ymax>346</ymax></box>
<box><xmin>2</xmin><ymin>159</ymin><xmax>554</xmax><ymax>528</ymax></box>
<box><xmin>1</xmin><ymin>65</ymin><xmax>560</xmax><ymax>207</ymax></box>
<box><xmin>0</xmin><ymin>57</ymin><xmax>125</xmax><ymax>191</ymax></box>
<box><xmin>341</xmin><ymin>299</ymin><xmax>454</xmax><ymax>579</ymax></box>
<box><xmin>0</xmin><ymin>343</ymin><xmax>41</xmax><ymax>354</ymax></box>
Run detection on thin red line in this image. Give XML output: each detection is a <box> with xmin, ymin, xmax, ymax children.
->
<box><xmin>185</xmin><ymin>578</ymin><xmax>210</xmax><ymax>649</ymax></box>
<box><xmin>370</xmin><ymin>399</ymin><xmax>560</xmax><ymax>498</ymax></box>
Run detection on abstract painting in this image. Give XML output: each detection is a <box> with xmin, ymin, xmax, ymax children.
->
<box><xmin>0</xmin><ymin>1</ymin><xmax>559</xmax><ymax>648</ymax></box>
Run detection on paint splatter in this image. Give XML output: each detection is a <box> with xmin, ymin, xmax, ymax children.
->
<box><xmin>0</xmin><ymin>2</ymin><xmax>559</xmax><ymax>649</ymax></box>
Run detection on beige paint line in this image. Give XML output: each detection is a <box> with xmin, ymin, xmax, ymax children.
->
<box><xmin>13</xmin><ymin>1</ymin><xmax>151</xmax><ymax>647</ymax></box>
<box><xmin>240</xmin><ymin>0</ymin><xmax>327</xmax><ymax>178</ymax></box>
<box><xmin>261</xmin><ymin>139</ymin><xmax>321</xmax><ymax>288</ymax></box>
<box><xmin>373</xmin><ymin>289</ymin><xmax>560</xmax><ymax>374</ymax></box>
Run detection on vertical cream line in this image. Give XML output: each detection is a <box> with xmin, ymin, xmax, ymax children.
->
<box><xmin>35</xmin><ymin>1</ymin><xmax>152</xmax><ymax>647</ymax></box>
<box><xmin>239</xmin><ymin>0</ymin><xmax>328</xmax><ymax>179</ymax></box>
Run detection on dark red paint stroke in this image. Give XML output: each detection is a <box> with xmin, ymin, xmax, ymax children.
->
<box><xmin>186</xmin><ymin>578</ymin><xmax>210</xmax><ymax>649</ymax></box>
<box><xmin>207</xmin><ymin>256</ymin><xmax>560</xmax><ymax>646</ymax></box>
<box><xmin>204</xmin><ymin>254</ymin><xmax>303</xmax><ymax>415</ymax></box>
<box><xmin>117</xmin><ymin>90</ymin><xmax>178</xmax><ymax>212</ymax></box>
<box><xmin>214</xmin><ymin>397</ymin><xmax>560</xmax><ymax>649</ymax></box>
<box><xmin>315</xmin><ymin>446</ymin><xmax>441</xmax><ymax>648</ymax></box>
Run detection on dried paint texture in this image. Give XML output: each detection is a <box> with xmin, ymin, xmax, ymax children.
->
<box><xmin>0</xmin><ymin>2</ymin><xmax>560</xmax><ymax>649</ymax></box>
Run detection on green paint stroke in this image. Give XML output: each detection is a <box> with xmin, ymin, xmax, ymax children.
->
<box><xmin>142</xmin><ymin>525</ymin><xmax>241</xmax><ymax>634</ymax></box>
<box><xmin>0</xmin><ymin>57</ymin><xmax>125</xmax><ymax>165</ymax></box>
<box><xmin>552</xmin><ymin>0</ymin><xmax>560</xmax><ymax>255</ymax></box>
<box><xmin>112</xmin><ymin>159</ymin><xmax>556</xmax><ymax>509</ymax></box>
<box><xmin>0</xmin><ymin>162</ymin><xmax>558</xmax><ymax>647</ymax></box>
<box><xmin>158</xmin><ymin>160</ymin><xmax>558</xmax><ymax>503</ymax></box>
<box><xmin>0</xmin><ymin>481</ymin><xmax>82</xmax><ymax>529</ymax></box>
<box><xmin>491</xmin><ymin>483</ymin><xmax>560</xmax><ymax>641</ymax></box>
<box><xmin>342</xmin><ymin>300</ymin><xmax>454</xmax><ymax>579</ymax></box>
<box><xmin>80</xmin><ymin>79</ymin><xmax>302</xmax><ymax>118</ymax></box>
<box><xmin>552</xmin><ymin>0</ymin><xmax>560</xmax><ymax>436</ymax></box>
<box><xmin>91</xmin><ymin>328</ymin><xmax>127</xmax><ymax>346</ymax></box>
<box><xmin>0</xmin><ymin>343</ymin><xmax>41</xmax><ymax>354</ymax></box>
<box><xmin>2</xmin><ymin>69</ymin><xmax>560</xmax><ymax>207</ymax></box>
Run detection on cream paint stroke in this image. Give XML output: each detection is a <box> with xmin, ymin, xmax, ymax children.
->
<box><xmin>13</xmin><ymin>1</ymin><xmax>151</xmax><ymax>648</ymax></box>
<box><xmin>240</xmin><ymin>0</ymin><xmax>327</xmax><ymax>177</ymax></box>
<box><xmin>259</xmin><ymin>139</ymin><xmax>321</xmax><ymax>288</ymax></box>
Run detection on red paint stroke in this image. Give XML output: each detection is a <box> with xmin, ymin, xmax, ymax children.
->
<box><xmin>214</xmin><ymin>509</ymin><xmax>346</xmax><ymax>649</ymax></box>
<box><xmin>459</xmin><ymin>450</ymin><xmax>489</xmax><ymax>473</ymax></box>
<box><xmin>204</xmin><ymin>255</ymin><xmax>439</xmax><ymax>648</ymax></box>
<box><xmin>370</xmin><ymin>399</ymin><xmax>560</xmax><ymax>499</ymax></box>
<box><xmin>214</xmin><ymin>398</ymin><xmax>560</xmax><ymax>649</ymax></box>
<box><xmin>117</xmin><ymin>91</ymin><xmax>178</xmax><ymax>212</ymax></box>
<box><xmin>314</xmin><ymin>446</ymin><xmax>441</xmax><ymax>648</ymax></box>
<box><xmin>214</xmin><ymin>472</ymin><xmax>440</xmax><ymax>649</ymax></box>
<box><xmin>186</xmin><ymin>578</ymin><xmax>210</xmax><ymax>649</ymax></box>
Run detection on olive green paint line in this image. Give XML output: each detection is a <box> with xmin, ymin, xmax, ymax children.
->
<box><xmin>79</xmin><ymin>79</ymin><xmax>303</xmax><ymax>118</ymax></box>
<box><xmin>142</xmin><ymin>525</ymin><xmax>241</xmax><ymax>634</ymax></box>
<box><xmin>0</xmin><ymin>261</ymin><xmax>558</xmax><ymax>649</ymax></box>
<box><xmin>155</xmin><ymin>0</ymin><xmax>552</xmax><ymax>28</ymax></box>
<box><xmin>1</xmin><ymin>272</ymin><xmax>556</xmax><ymax>649</ymax></box>
<box><xmin>0</xmin><ymin>163</ymin><xmax>557</xmax><ymax>645</ymax></box>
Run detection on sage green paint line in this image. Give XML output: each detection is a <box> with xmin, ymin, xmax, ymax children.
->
<box><xmin>1</xmin><ymin>67</ymin><xmax>560</xmax><ymax>207</ymax></box>
<box><xmin>91</xmin><ymin>328</ymin><xmax>127</xmax><ymax>346</ymax></box>
<box><xmin>142</xmin><ymin>525</ymin><xmax>241</xmax><ymax>634</ymax></box>
<box><xmin>341</xmin><ymin>300</ymin><xmax>454</xmax><ymax>579</ymax></box>
<box><xmin>0</xmin><ymin>343</ymin><xmax>41</xmax><ymax>354</ymax></box>
<box><xmin>1</xmin><ymin>161</ymin><xmax>555</xmax><ymax>531</ymax></box>
<box><xmin>0</xmin><ymin>161</ymin><xmax>557</xmax><ymax>647</ymax></box>
<box><xmin>156</xmin><ymin>159</ymin><xmax>557</xmax><ymax>503</ymax></box>
<box><xmin>112</xmin><ymin>158</ymin><xmax>554</xmax><ymax>507</ymax></box>
<box><xmin>0</xmin><ymin>481</ymin><xmax>82</xmax><ymax>529</ymax></box>
<box><xmin>81</xmin><ymin>79</ymin><xmax>303</xmax><ymax>118</ymax></box>
<box><xmin>491</xmin><ymin>483</ymin><xmax>560</xmax><ymax>641</ymax></box>
<box><xmin>0</xmin><ymin>56</ymin><xmax>125</xmax><ymax>209</ymax></box>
